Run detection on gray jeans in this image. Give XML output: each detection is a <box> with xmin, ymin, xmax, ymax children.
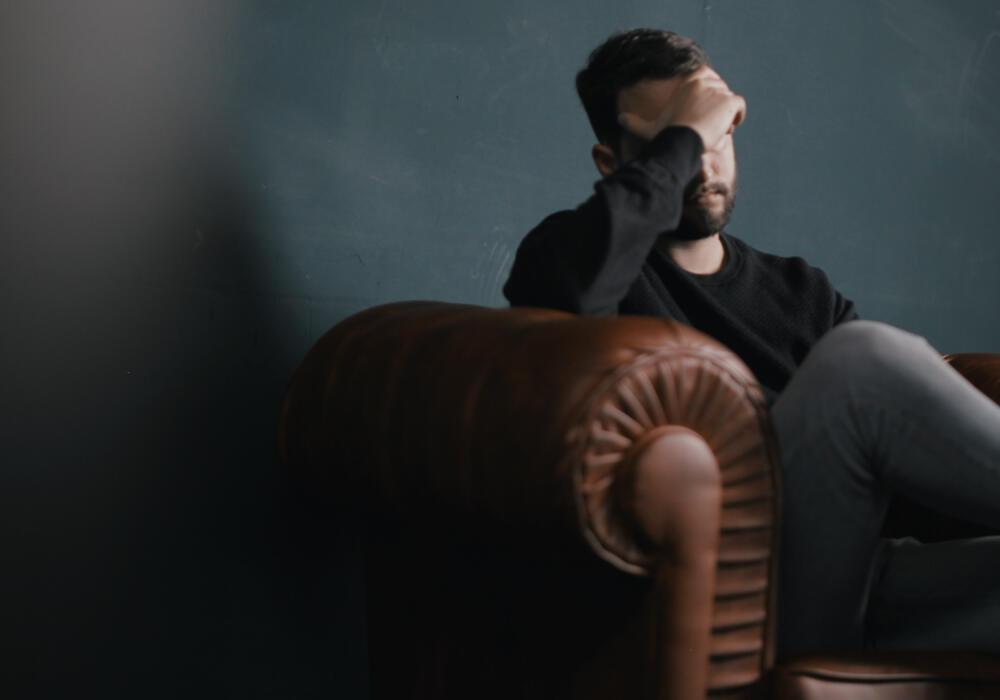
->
<box><xmin>772</xmin><ymin>320</ymin><xmax>1000</xmax><ymax>657</ymax></box>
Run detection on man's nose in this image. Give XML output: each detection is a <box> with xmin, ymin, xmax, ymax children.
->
<box><xmin>700</xmin><ymin>153</ymin><xmax>720</xmax><ymax>178</ymax></box>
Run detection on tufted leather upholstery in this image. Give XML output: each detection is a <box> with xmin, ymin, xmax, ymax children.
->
<box><xmin>278</xmin><ymin>302</ymin><xmax>1000</xmax><ymax>699</ymax></box>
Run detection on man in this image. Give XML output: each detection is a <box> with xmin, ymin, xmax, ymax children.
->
<box><xmin>504</xmin><ymin>29</ymin><xmax>1000</xmax><ymax>656</ymax></box>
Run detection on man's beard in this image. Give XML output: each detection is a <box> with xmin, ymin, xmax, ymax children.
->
<box><xmin>672</xmin><ymin>174</ymin><xmax>738</xmax><ymax>241</ymax></box>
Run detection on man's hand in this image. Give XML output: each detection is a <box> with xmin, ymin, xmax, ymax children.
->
<box><xmin>618</xmin><ymin>66</ymin><xmax>746</xmax><ymax>151</ymax></box>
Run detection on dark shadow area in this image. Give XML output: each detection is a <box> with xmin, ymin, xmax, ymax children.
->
<box><xmin>1</xmin><ymin>3</ymin><xmax>365</xmax><ymax>697</ymax></box>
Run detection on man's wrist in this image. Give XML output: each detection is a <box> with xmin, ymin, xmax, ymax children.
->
<box><xmin>637</xmin><ymin>125</ymin><xmax>705</xmax><ymax>182</ymax></box>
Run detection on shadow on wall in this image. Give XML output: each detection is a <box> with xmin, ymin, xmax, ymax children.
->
<box><xmin>1</xmin><ymin>2</ymin><xmax>366</xmax><ymax>697</ymax></box>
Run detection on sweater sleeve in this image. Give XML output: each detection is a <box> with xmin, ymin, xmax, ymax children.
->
<box><xmin>834</xmin><ymin>293</ymin><xmax>859</xmax><ymax>324</ymax></box>
<box><xmin>503</xmin><ymin>126</ymin><xmax>704</xmax><ymax>316</ymax></box>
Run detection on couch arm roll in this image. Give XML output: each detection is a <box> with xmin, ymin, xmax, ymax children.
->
<box><xmin>278</xmin><ymin>301</ymin><xmax>777</xmax><ymax>578</ymax></box>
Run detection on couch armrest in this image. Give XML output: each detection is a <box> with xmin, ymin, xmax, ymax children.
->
<box><xmin>278</xmin><ymin>301</ymin><xmax>781</xmax><ymax>696</ymax></box>
<box><xmin>945</xmin><ymin>353</ymin><xmax>1000</xmax><ymax>405</ymax></box>
<box><xmin>279</xmin><ymin>301</ymin><xmax>775</xmax><ymax>567</ymax></box>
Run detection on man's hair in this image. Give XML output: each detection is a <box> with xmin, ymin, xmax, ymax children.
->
<box><xmin>576</xmin><ymin>29</ymin><xmax>709</xmax><ymax>153</ymax></box>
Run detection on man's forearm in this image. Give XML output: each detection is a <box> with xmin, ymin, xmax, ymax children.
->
<box><xmin>504</xmin><ymin>126</ymin><xmax>703</xmax><ymax>315</ymax></box>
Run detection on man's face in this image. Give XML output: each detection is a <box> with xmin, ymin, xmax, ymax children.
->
<box><xmin>616</xmin><ymin>76</ymin><xmax>738</xmax><ymax>239</ymax></box>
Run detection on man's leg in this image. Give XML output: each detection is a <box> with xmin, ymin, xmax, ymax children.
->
<box><xmin>771</xmin><ymin>320</ymin><xmax>1000</xmax><ymax>657</ymax></box>
<box><xmin>866</xmin><ymin>535</ymin><xmax>1000</xmax><ymax>651</ymax></box>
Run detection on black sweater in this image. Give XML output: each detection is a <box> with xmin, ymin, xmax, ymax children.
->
<box><xmin>503</xmin><ymin>126</ymin><xmax>857</xmax><ymax>400</ymax></box>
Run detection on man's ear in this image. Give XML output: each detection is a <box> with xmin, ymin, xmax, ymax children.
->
<box><xmin>591</xmin><ymin>143</ymin><xmax>619</xmax><ymax>177</ymax></box>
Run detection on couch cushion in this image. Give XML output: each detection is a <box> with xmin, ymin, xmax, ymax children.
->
<box><xmin>774</xmin><ymin>652</ymin><xmax>1000</xmax><ymax>699</ymax></box>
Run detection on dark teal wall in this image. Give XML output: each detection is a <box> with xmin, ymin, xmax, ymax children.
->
<box><xmin>3</xmin><ymin>1</ymin><xmax>999</xmax><ymax>697</ymax></box>
<box><xmin>231</xmin><ymin>0</ymin><xmax>1000</xmax><ymax>349</ymax></box>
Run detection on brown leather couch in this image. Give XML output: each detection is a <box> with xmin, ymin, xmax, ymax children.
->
<box><xmin>277</xmin><ymin>301</ymin><xmax>1000</xmax><ymax>699</ymax></box>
